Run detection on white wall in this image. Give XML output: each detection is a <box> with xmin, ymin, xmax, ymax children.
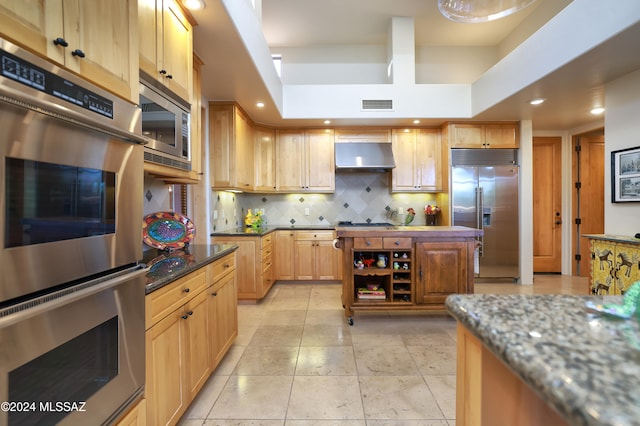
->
<box><xmin>604</xmin><ymin>69</ymin><xmax>640</xmax><ymax>234</ymax></box>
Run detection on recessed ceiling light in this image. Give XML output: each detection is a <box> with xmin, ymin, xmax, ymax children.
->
<box><xmin>182</xmin><ymin>0</ymin><xmax>205</xmax><ymax>10</ymax></box>
<box><xmin>530</xmin><ymin>98</ymin><xmax>546</xmax><ymax>105</ymax></box>
<box><xmin>256</xmin><ymin>102</ymin><xmax>265</xmax><ymax>108</ymax></box>
<box><xmin>413</xmin><ymin>119</ymin><xmax>420</xmax><ymax>124</ymax></box>
<box><xmin>324</xmin><ymin>120</ymin><xmax>331</xmax><ymax>125</ymax></box>
<box><xmin>590</xmin><ymin>107</ymin><xmax>605</xmax><ymax>115</ymax></box>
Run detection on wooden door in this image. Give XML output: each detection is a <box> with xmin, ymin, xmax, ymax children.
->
<box><xmin>533</xmin><ymin>137</ymin><xmax>562</xmax><ymax>272</ymax></box>
<box><xmin>573</xmin><ymin>132</ymin><xmax>604</xmax><ymax>277</ymax></box>
<box><xmin>276</xmin><ymin>130</ymin><xmax>305</xmax><ymax>191</ymax></box>
<box><xmin>306</xmin><ymin>129</ymin><xmax>335</xmax><ymax>191</ymax></box>
<box><xmin>391</xmin><ymin>129</ymin><xmax>418</xmax><ymax>191</ymax></box>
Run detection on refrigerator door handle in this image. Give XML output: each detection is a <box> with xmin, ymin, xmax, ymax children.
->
<box><xmin>477</xmin><ymin>187</ymin><xmax>484</xmax><ymax>257</ymax></box>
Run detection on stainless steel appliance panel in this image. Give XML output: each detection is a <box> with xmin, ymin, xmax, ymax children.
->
<box><xmin>452</xmin><ymin>149</ymin><xmax>519</xmax><ymax>279</ymax></box>
<box><xmin>0</xmin><ymin>266</ymin><xmax>146</xmax><ymax>425</ymax></box>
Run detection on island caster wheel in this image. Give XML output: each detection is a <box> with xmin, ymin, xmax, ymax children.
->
<box><xmin>347</xmin><ymin>317</ymin><xmax>354</xmax><ymax>326</ymax></box>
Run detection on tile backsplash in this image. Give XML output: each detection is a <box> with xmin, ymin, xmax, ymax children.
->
<box><xmin>211</xmin><ymin>173</ymin><xmax>446</xmax><ymax>231</ymax></box>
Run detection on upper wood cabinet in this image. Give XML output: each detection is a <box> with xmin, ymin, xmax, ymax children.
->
<box><xmin>0</xmin><ymin>0</ymin><xmax>138</xmax><ymax>103</ymax></box>
<box><xmin>447</xmin><ymin>123</ymin><xmax>519</xmax><ymax>148</ymax></box>
<box><xmin>276</xmin><ymin>128</ymin><xmax>335</xmax><ymax>192</ymax></box>
<box><xmin>254</xmin><ymin>125</ymin><xmax>276</xmax><ymax>192</ymax></box>
<box><xmin>391</xmin><ymin>128</ymin><xmax>443</xmax><ymax>192</ymax></box>
<box><xmin>138</xmin><ymin>0</ymin><xmax>192</xmax><ymax>102</ymax></box>
<box><xmin>334</xmin><ymin>128</ymin><xmax>391</xmax><ymax>143</ymax></box>
<box><xmin>210</xmin><ymin>102</ymin><xmax>255</xmax><ymax>191</ymax></box>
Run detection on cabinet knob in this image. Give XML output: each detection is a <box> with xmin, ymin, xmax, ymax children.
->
<box><xmin>394</xmin><ymin>241</ymin><xmax>400</xmax><ymax>245</ymax></box>
<box><xmin>181</xmin><ymin>314</ymin><xmax>189</xmax><ymax>320</ymax></box>
<box><xmin>187</xmin><ymin>310</ymin><xmax>193</xmax><ymax>316</ymax></box>
<box><xmin>159</xmin><ymin>69</ymin><xmax>167</xmax><ymax>75</ymax></box>
<box><xmin>183</xmin><ymin>288</ymin><xmax>190</xmax><ymax>293</ymax></box>
<box><xmin>53</xmin><ymin>37</ymin><xmax>68</xmax><ymax>47</ymax></box>
<box><xmin>71</xmin><ymin>49</ymin><xmax>85</xmax><ymax>58</ymax></box>
<box><xmin>223</xmin><ymin>263</ymin><xmax>230</xmax><ymax>268</ymax></box>
<box><xmin>166</xmin><ymin>74</ymin><xmax>173</xmax><ymax>80</ymax></box>
<box><xmin>366</xmin><ymin>241</ymin><xmax>371</xmax><ymax>246</ymax></box>
<box><xmin>211</xmin><ymin>291</ymin><xmax>218</xmax><ymax>296</ymax></box>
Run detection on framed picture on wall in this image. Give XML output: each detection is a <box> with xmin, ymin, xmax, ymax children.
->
<box><xmin>611</xmin><ymin>146</ymin><xmax>640</xmax><ymax>202</ymax></box>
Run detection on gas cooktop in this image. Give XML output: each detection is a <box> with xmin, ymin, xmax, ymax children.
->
<box><xmin>337</xmin><ymin>221</ymin><xmax>394</xmax><ymax>227</ymax></box>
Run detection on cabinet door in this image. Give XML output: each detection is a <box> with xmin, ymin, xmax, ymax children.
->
<box><xmin>306</xmin><ymin>129</ymin><xmax>335</xmax><ymax>191</ymax></box>
<box><xmin>614</xmin><ymin>244</ymin><xmax>640</xmax><ymax>294</ymax></box>
<box><xmin>159</xmin><ymin>0</ymin><xmax>191</xmax><ymax>100</ymax></box>
<box><xmin>211</xmin><ymin>238</ymin><xmax>259</xmax><ymax>300</ymax></box>
<box><xmin>391</xmin><ymin>129</ymin><xmax>419</xmax><ymax>191</ymax></box>
<box><xmin>590</xmin><ymin>239</ymin><xmax>615</xmax><ymax>295</ymax></box>
<box><xmin>417</xmin><ymin>129</ymin><xmax>442</xmax><ymax>191</ymax></box>
<box><xmin>184</xmin><ymin>291</ymin><xmax>210</xmax><ymax>400</ymax></box>
<box><xmin>315</xmin><ymin>239</ymin><xmax>339</xmax><ymax>280</ymax></box>
<box><xmin>138</xmin><ymin>0</ymin><xmax>159</xmax><ymax>78</ymax></box>
<box><xmin>209</xmin><ymin>272</ymin><xmax>238</xmax><ymax>368</ymax></box>
<box><xmin>66</xmin><ymin>0</ymin><xmax>138</xmax><ymax>102</ymax></box>
<box><xmin>210</xmin><ymin>105</ymin><xmax>235</xmax><ymax>188</ymax></box>
<box><xmin>449</xmin><ymin>124</ymin><xmax>484</xmax><ymax>148</ymax></box>
<box><xmin>484</xmin><ymin>124</ymin><xmax>518</xmax><ymax>148</ymax></box>
<box><xmin>0</xmin><ymin>0</ymin><xmax>64</xmax><ymax>64</ymax></box>
<box><xmin>146</xmin><ymin>310</ymin><xmax>186</xmax><ymax>426</ymax></box>
<box><xmin>275</xmin><ymin>231</ymin><xmax>295</xmax><ymax>280</ymax></box>
<box><xmin>416</xmin><ymin>241</ymin><xmax>469</xmax><ymax>304</ymax></box>
<box><xmin>235</xmin><ymin>109</ymin><xmax>254</xmax><ymax>190</ymax></box>
<box><xmin>294</xmin><ymin>240</ymin><xmax>316</xmax><ymax>280</ymax></box>
<box><xmin>254</xmin><ymin>126</ymin><xmax>276</xmax><ymax>191</ymax></box>
<box><xmin>276</xmin><ymin>130</ymin><xmax>306</xmax><ymax>191</ymax></box>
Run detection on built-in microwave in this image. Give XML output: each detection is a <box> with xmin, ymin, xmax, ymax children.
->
<box><xmin>140</xmin><ymin>75</ymin><xmax>191</xmax><ymax>171</ymax></box>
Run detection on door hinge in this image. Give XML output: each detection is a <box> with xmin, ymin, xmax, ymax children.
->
<box><xmin>575</xmin><ymin>254</ymin><xmax>582</xmax><ymax>262</ymax></box>
<box><xmin>575</xmin><ymin>182</ymin><xmax>582</xmax><ymax>190</ymax></box>
<box><xmin>575</xmin><ymin>144</ymin><xmax>582</xmax><ymax>152</ymax></box>
<box><xmin>575</xmin><ymin>218</ymin><xmax>582</xmax><ymax>225</ymax></box>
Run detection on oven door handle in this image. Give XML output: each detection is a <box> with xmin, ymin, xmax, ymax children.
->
<box><xmin>0</xmin><ymin>265</ymin><xmax>148</xmax><ymax>328</ymax></box>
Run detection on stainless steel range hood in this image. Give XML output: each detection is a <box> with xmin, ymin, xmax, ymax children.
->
<box><xmin>335</xmin><ymin>142</ymin><xmax>396</xmax><ymax>172</ymax></box>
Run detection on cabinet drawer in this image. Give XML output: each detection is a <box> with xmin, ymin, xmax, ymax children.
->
<box><xmin>295</xmin><ymin>230</ymin><xmax>335</xmax><ymax>240</ymax></box>
<box><xmin>146</xmin><ymin>267</ymin><xmax>207</xmax><ymax>328</ymax></box>
<box><xmin>354</xmin><ymin>237</ymin><xmax>383</xmax><ymax>249</ymax></box>
<box><xmin>210</xmin><ymin>253</ymin><xmax>236</xmax><ymax>282</ymax></box>
<box><xmin>261</xmin><ymin>234</ymin><xmax>273</xmax><ymax>249</ymax></box>
<box><xmin>383</xmin><ymin>238</ymin><xmax>412</xmax><ymax>249</ymax></box>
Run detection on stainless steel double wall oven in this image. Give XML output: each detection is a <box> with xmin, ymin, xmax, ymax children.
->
<box><xmin>0</xmin><ymin>38</ymin><xmax>146</xmax><ymax>425</ymax></box>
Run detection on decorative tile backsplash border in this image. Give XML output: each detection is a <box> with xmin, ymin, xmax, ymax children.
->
<box><xmin>211</xmin><ymin>173</ymin><xmax>444</xmax><ymax>230</ymax></box>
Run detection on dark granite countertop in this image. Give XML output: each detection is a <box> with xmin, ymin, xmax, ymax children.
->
<box><xmin>446</xmin><ymin>294</ymin><xmax>640</xmax><ymax>426</ymax></box>
<box><xmin>143</xmin><ymin>244</ymin><xmax>238</xmax><ymax>294</ymax></box>
<box><xmin>211</xmin><ymin>225</ymin><xmax>336</xmax><ymax>237</ymax></box>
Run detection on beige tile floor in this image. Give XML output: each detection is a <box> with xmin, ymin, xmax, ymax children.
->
<box><xmin>178</xmin><ymin>274</ymin><xmax>588</xmax><ymax>426</ymax></box>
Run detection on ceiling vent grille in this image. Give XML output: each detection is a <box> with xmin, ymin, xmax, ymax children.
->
<box><xmin>361</xmin><ymin>99</ymin><xmax>393</xmax><ymax>111</ymax></box>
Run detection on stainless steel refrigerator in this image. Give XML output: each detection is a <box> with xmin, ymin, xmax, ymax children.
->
<box><xmin>451</xmin><ymin>149</ymin><xmax>519</xmax><ymax>280</ymax></box>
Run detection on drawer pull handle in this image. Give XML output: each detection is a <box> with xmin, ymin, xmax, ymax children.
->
<box><xmin>71</xmin><ymin>49</ymin><xmax>85</xmax><ymax>58</ymax></box>
<box><xmin>395</xmin><ymin>241</ymin><xmax>400</xmax><ymax>245</ymax></box>
<box><xmin>183</xmin><ymin>288</ymin><xmax>190</xmax><ymax>293</ymax></box>
<box><xmin>224</xmin><ymin>263</ymin><xmax>230</xmax><ymax>268</ymax></box>
<box><xmin>366</xmin><ymin>241</ymin><xmax>371</xmax><ymax>246</ymax></box>
<box><xmin>187</xmin><ymin>310</ymin><xmax>193</xmax><ymax>316</ymax></box>
<box><xmin>211</xmin><ymin>292</ymin><xmax>218</xmax><ymax>296</ymax></box>
<box><xmin>53</xmin><ymin>37</ymin><xmax>68</xmax><ymax>47</ymax></box>
<box><xmin>181</xmin><ymin>314</ymin><xmax>188</xmax><ymax>320</ymax></box>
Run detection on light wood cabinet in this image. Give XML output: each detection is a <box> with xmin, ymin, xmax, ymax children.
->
<box><xmin>115</xmin><ymin>399</ymin><xmax>146</xmax><ymax>426</ymax></box>
<box><xmin>276</xmin><ymin>129</ymin><xmax>335</xmax><ymax>192</ymax></box>
<box><xmin>334</xmin><ymin>128</ymin><xmax>391</xmax><ymax>143</ymax></box>
<box><xmin>211</xmin><ymin>234</ymin><xmax>273</xmax><ymax>300</ymax></box>
<box><xmin>275</xmin><ymin>230</ymin><xmax>296</xmax><ymax>280</ymax></box>
<box><xmin>210</xmin><ymin>102</ymin><xmax>255</xmax><ymax>191</ymax></box>
<box><xmin>293</xmin><ymin>231</ymin><xmax>339</xmax><ymax>280</ymax></box>
<box><xmin>0</xmin><ymin>0</ymin><xmax>138</xmax><ymax>102</ymax></box>
<box><xmin>447</xmin><ymin>123</ymin><xmax>519</xmax><ymax>148</ymax></box>
<box><xmin>415</xmin><ymin>241</ymin><xmax>473</xmax><ymax>305</ymax></box>
<box><xmin>391</xmin><ymin>128</ymin><xmax>443</xmax><ymax>192</ymax></box>
<box><xmin>138</xmin><ymin>0</ymin><xmax>192</xmax><ymax>102</ymax></box>
<box><xmin>254</xmin><ymin>125</ymin><xmax>276</xmax><ymax>191</ymax></box>
<box><xmin>208</xmin><ymin>252</ymin><xmax>238</xmax><ymax>369</ymax></box>
<box><xmin>145</xmin><ymin>254</ymin><xmax>238</xmax><ymax>426</ymax></box>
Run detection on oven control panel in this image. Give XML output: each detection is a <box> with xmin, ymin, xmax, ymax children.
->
<box><xmin>1</xmin><ymin>48</ymin><xmax>114</xmax><ymax>119</ymax></box>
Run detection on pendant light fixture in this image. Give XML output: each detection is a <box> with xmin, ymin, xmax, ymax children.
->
<box><xmin>438</xmin><ymin>0</ymin><xmax>538</xmax><ymax>23</ymax></box>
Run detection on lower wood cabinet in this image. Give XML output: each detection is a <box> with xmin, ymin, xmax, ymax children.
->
<box><xmin>145</xmin><ymin>252</ymin><xmax>237</xmax><ymax>426</ymax></box>
<box><xmin>275</xmin><ymin>230</ymin><xmax>295</xmax><ymax>280</ymax></box>
<box><xmin>416</xmin><ymin>241</ymin><xmax>473</xmax><ymax>305</ymax></box>
<box><xmin>587</xmin><ymin>235</ymin><xmax>640</xmax><ymax>295</ymax></box>
<box><xmin>293</xmin><ymin>231</ymin><xmax>339</xmax><ymax>280</ymax></box>
<box><xmin>115</xmin><ymin>398</ymin><xmax>146</xmax><ymax>426</ymax></box>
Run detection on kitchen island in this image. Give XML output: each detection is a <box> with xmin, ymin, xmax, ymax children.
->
<box><xmin>446</xmin><ymin>294</ymin><xmax>640</xmax><ymax>426</ymax></box>
<box><xmin>337</xmin><ymin>225</ymin><xmax>482</xmax><ymax>323</ymax></box>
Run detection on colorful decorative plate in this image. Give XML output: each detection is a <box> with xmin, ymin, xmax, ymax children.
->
<box><xmin>143</xmin><ymin>212</ymin><xmax>195</xmax><ymax>250</ymax></box>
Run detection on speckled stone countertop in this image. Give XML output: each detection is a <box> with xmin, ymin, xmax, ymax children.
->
<box><xmin>446</xmin><ymin>294</ymin><xmax>640</xmax><ymax>426</ymax></box>
<box><xmin>142</xmin><ymin>244</ymin><xmax>237</xmax><ymax>294</ymax></box>
<box><xmin>211</xmin><ymin>225</ymin><xmax>335</xmax><ymax>236</ymax></box>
